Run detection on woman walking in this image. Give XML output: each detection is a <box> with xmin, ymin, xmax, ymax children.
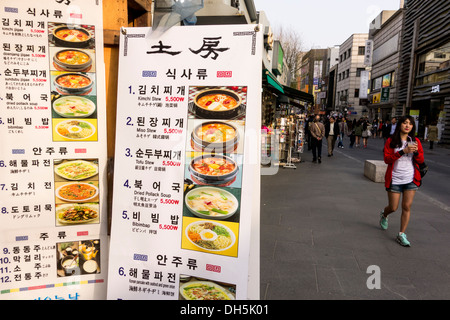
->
<box><xmin>354</xmin><ymin>119</ymin><xmax>363</xmax><ymax>147</ymax></box>
<box><xmin>379</xmin><ymin>115</ymin><xmax>425</xmax><ymax>246</ymax></box>
<box><xmin>361</xmin><ymin>119</ymin><xmax>372</xmax><ymax>148</ymax></box>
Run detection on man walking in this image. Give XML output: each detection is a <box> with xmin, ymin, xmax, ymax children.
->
<box><xmin>325</xmin><ymin>116</ymin><xmax>340</xmax><ymax>156</ymax></box>
<box><xmin>309</xmin><ymin>115</ymin><xmax>325</xmax><ymax>163</ymax></box>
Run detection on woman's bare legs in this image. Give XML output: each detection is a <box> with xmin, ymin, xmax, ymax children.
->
<box><xmin>383</xmin><ymin>191</ymin><xmax>400</xmax><ymax>217</ymax></box>
<box><xmin>400</xmin><ymin>190</ymin><xmax>416</xmax><ymax>233</ymax></box>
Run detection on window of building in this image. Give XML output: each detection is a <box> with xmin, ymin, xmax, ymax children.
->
<box><xmin>346</xmin><ymin>69</ymin><xmax>349</xmax><ymax>78</ymax></box>
<box><xmin>354</xmin><ymin>89</ymin><xmax>360</xmax><ymax>98</ymax></box>
<box><xmin>358</xmin><ymin>46</ymin><xmax>365</xmax><ymax>55</ymax></box>
<box><xmin>347</xmin><ymin>48</ymin><xmax>351</xmax><ymax>58</ymax></box>
<box><xmin>356</xmin><ymin>68</ymin><xmax>365</xmax><ymax>77</ymax></box>
<box><xmin>415</xmin><ymin>40</ymin><xmax>450</xmax><ymax>86</ymax></box>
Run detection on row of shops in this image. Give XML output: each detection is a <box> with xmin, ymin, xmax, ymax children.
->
<box><xmin>261</xmin><ymin>69</ymin><xmax>314</xmax><ymax>166</ymax></box>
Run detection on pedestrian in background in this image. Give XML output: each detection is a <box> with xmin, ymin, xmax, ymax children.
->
<box><xmin>378</xmin><ymin>120</ymin><xmax>383</xmax><ymax>138</ymax></box>
<box><xmin>379</xmin><ymin>115</ymin><xmax>425</xmax><ymax>247</ymax></box>
<box><xmin>361</xmin><ymin>119</ymin><xmax>372</xmax><ymax>148</ymax></box>
<box><xmin>426</xmin><ymin>121</ymin><xmax>438</xmax><ymax>150</ymax></box>
<box><xmin>325</xmin><ymin>116</ymin><xmax>340</xmax><ymax>156</ymax></box>
<box><xmin>337</xmin><ymin>118</ymin><xmax>347</xmax><ymax>149</ymax></box>
<box><xmin>354</xmin><ymin>119</ymin><xmax>363</xmax><ymax>147</ymax></box>
<box><xmin>388</xmin><ymin>117</ymin><xmax>397</xmax><ymax>136</ymax></box>
<box><xmin>309</xmin><ymin>115</ymin><xmax>325</xmax><ymax>163</ymax></box>
<box><xmin>348</xmin><ymin>119</ymin><xmax>356</xmax><ymax>148</ymax></box>
<box><xmin>372</xmin><ymin>119</ymin><xmax>378</xmax><ymax>138</ymax></box>
<box><xmin>382</xmin><ymin>119</ymin><xmax>390</xmax><ymax>143</ymax></box>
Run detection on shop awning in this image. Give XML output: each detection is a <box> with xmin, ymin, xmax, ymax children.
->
<box><xmin>281</xmin><ymin>85</ymin><xmax>314</xmax><ymax>104</ymax></box>
<box><xmin>263</xmin><ymin>69</ymin><xmax>284</xmax><ymax>94</ymax></box>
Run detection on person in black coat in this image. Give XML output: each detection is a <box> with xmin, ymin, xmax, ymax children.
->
<box><xmin>325</xmin><ymin>116</ymin><xmax>340</xmax><ymax>156</ymax></box>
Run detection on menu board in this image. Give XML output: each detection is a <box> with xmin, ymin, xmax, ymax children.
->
<box><xmin>107</xmin><ymin>25</ymin><xmax>262</xmax><ymax>300</ymax></box>
<box><xmin>0</xmin><ymin>0</ymin><xmax>108</xmax><ymax>300</ymax></box>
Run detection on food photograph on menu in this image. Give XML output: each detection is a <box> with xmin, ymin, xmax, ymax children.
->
<box><xmin>57</xmin><ymin>239</ymin><xmax>101</xmax><ymax>277</ymax></box>
<box><xmin>54</xmin><ymin>159</ymin><xmax>100</xmax><ymax>226</ymax></box>
<box><xmin>48</xmin><ymin>22</ymin><xmax>98</xmax><ymax>142</ymax></box>
<box><xmin>188</xmin><ymin>86</ymin><xmax>247</xmax><ymax>120</ymax></box>
<box><xmin>178</xmin><ymin>275</ymin><xmax>236</xmax><ymax>300</ymax></box>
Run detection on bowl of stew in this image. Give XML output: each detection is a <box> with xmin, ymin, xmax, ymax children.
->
<box><xmin>193</xmin><ymin>89</ymin><xmax>242</xmax><ymax>119</ymax></box>
<box><xmin>191</xmin><ymin>121</ymin><xmax>239</xmax><ymax>153</ymax></box>
<box><xmin>52</xmin><ymin>25</ymin><xmax>92</xmax><ymax>48</ymax></box>
<box><xmin>189</xmin><ymin>154</ymin><xmax>238</xmax><ymax>186</ymax></box>
<box><xmin>54</xmin><ymin>73</ymin><xmax>93</xmax><ymax>95</ymax></box>
<box><xmin>53</xmin><ymin>49</ymin><xmax>92</xmax><ymax>72</ymax></box>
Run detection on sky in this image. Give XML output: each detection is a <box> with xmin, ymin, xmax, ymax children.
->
<box><xmin>253</xmin><ymin>0</ymin><xmax>402</xmax><ymax>49</ymax></box>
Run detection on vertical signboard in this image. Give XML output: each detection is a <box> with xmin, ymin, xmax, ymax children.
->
<box><xmin>359</xmin><ymin>70</ymin><xmax>369</xmax><ymax>99</ymax></box>
<box><xmin>0</xmin><ymin>0</ymin><xmax>109</xmax><ymax>300</ymax></box>
<box><xmin>107</xmin><ymin>24</ymin><xmax>262</xmax><ymax>300</ymax></box>
<box><xmin>364</xmin><ymin>39</ymin><xmax>373</xmax><ymax>67</ymax></box>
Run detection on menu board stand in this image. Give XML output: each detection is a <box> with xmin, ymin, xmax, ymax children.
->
<box><xmin>107</xmin><ymin>24</ymin><xmax>262</xmax><ymax>300</ymax></box>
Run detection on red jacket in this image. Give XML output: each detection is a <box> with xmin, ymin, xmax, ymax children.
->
<box><xmin>384</xmin><ymin>137</ymin><xmax>425</xmax><ymax>188</ymax></box>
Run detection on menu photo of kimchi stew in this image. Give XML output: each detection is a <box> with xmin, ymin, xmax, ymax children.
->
<box><xmin>54</xmin><ymin>160</ymin><xmax>98</xmax><ymax>181</ymax></box>
<box><xmin>52</xmin><ymin>25</ymin><xmax>93</xmax><ymax>48</ymax></box>
<box><xmin>179</xmin><ymin>280</ymin><xmax>235</xmax><ymax>300</ymax></box>
<box><xmin>56</xmin><ymin>182</ymin><xmax>98</xmax><ymax>202</ymax></box>
<box><xmin>56</xmin><ymin>203</ymin><xmax>99</xmax><ymax>225</ymax></box>
<box><xmin>192</xmin><ymin>88</ymin><xmax>244</xmax><ymax>119</ymax></box>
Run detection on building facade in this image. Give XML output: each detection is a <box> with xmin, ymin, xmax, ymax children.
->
<box><xmin>335</xmin><ymin>33</ymin><xmax>369</xmax><ymax>119</ymax></box>
<box><xmin>299</xmin><ymin>49</ymin><xmax>328</xmax><ymax>114</ymax></box>
<box><xmin>367</xmin><ymin>9</ymin><xmax>404</xmax><ymax>122</ymax></box>
<box><xmin>397</xmin><ymin>0</ymin><xmax>450</xmax><ymax>143</ymax></box>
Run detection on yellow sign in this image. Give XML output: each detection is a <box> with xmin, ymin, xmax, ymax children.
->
<box><xmin>372</xmin><ymin>92</ymin><xmax>381</xmax><ymax>104</ymax></box>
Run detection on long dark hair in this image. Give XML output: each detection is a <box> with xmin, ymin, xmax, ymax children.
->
<box><xmin>390</xmin><ymin>115</ymin><xmax>417</xmax><ymax>148</ymax></box>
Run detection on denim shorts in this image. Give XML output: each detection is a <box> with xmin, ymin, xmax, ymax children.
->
<box><xmin>387</xmin><ymin>182</ymin><xmax>418</xmax><ymax>193</ymax></box>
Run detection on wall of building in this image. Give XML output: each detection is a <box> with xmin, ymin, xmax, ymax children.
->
<box><xmin>335</xmin><ymin>34</ymin><xmax>368</xmax><ymax>118</ymax></box>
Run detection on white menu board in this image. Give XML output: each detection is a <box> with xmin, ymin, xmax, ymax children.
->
<box><xmin>107</xmin><ymin>25</ymin><xmax>262</xmax><ymax>300</ymax></box>
<box><xmin>0</xmin><ymin>0</ymin><xmax>109</xmax><ymax>300</ymax></box>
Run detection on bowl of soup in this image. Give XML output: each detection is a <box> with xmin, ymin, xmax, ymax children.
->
<box><xmin>193</xmin><ymin>89</ymin><xmax>242</xmax><ymax>119</ymax></box>
<box><xmin>53</xmin><ymin>25</ymin><xmax>92</xmax><ymax>48</ymax></box>
<box><xmin>53</xmin><ymin>49</ymin><xmax>92</xmax><ymax>72</ymax></box>
<box><xmin>53</xmin><ymin>96</ymin><xmax>96</xmax><ymax>118</ymax></box>
<box><xmin>189</xmin><ymin>154</ymin><xmax>238</xmax><ymax>186</ymax></box>
<box><xmin>191</xmin><ymin>121</ymin><xmax>239</xmax><ymax>153</ymax></box>
<box><xmin>185</xmin><ymin>186</ymin><xmax>238</xmax><ymax>220</ymax></box>
<box><xmin>54</xmin><ymin>73</ymin><xmax>93</xmax><ymax>95</ymax></box>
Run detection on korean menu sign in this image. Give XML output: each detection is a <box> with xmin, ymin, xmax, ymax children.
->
<box><xmin>107</xmin><ymin>25</ymin><xmax>262</xmax><ymax>300</ymax></box>
<box><xmin>0</xmin><ymin>0</ymin><xmax>108</xmax><ymax>299</ymax></box>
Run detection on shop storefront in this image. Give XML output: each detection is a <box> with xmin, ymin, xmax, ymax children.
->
<box><xmin>409</xmin><ymin>40</ymin><xmax>450</xmax><ymax>141</ymax></box>
<box><xmin>262</xmin><ymin>70</ymin><xmax>313</xmax><ymax>167</ymax></box>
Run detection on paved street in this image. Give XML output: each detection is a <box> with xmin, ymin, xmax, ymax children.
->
<box><xmin>260</xmin><ymin>136</ymin><xmax>450</xmax><ymax>300</ymax></box>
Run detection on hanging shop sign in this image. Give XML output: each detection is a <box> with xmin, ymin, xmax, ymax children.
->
<box><xmin>107</xmin><ymin>24</ymin><xmax>262</xmax><ymax>300</ymax></box>
<box><xmin>359</xmin><ymin>70</ymin><xmax>369</xmax><ymax>99</ymax></box>
<box><xmin>0</xmin><ymin>0</ymin><xmax>109</xmax><ymax>300</ymax></box>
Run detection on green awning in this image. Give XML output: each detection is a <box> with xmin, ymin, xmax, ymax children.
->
<box><xmin>282</xmin><ymin>85</ymin><xmax>314</xmax><ymax>104</ymax></box>
<box><xmin>263</xmin><ymin>69</ymin><xmax>284</xmax><ymax>93</ymax></box>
